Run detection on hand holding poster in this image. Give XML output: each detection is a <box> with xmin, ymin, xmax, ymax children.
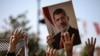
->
<box><xmin>43</xmin><ymin>1</ymin><xmax>81</xmax><ymax>49</ymax></box>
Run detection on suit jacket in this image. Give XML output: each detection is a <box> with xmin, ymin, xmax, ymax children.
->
<box><xmin>52</xmin><ymin>26</ymin><xmax>81</xmax><ymax>49</ymax></box>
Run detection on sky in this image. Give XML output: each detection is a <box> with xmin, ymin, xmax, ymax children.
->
<box><xmin>0</xmin><ymin>0</ymin><xmax>100</xmax><ymax>47</ymax></box>
<box><xmin>0</xmin><ymin>0</ymin><xmax>68</xmax><ymax>45</ymax></box>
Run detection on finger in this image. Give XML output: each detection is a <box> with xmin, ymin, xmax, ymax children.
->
<box><xmin>47</xmin><ymin>47</ymin><xmax>50</xmax><ymax>52</ymax></box>
<box><xmin>18</xmin><ymin>29</ymin><xmax>22</xmax><ymax>35</ymax></box>
<box><xmin>46</xmin><ymin>53</ymin><xmax>49</xmax><ymax>56</ymax></box>
<box><xmin>88</xmin><ymin>38</ymin><xmax>90</xmax><ymax>45</ymax></box>
<box><xmin>47</xmin><ymin>36</ymin><xmax>49</xmax><ymax>40</ymax></box>
<box><xmin>51</xmin><ymin>39</ymin><xmax>55</xmax><ymax>43</ymax></box>
<box><xmin>93</xmin><ymin>38</ymin><xmax>96</xmax><ymax>46</ymax></box>
<box><xmin>46</xmin><ymin>48</ymin><xmax>50</xmax><ymax>56</ymax></box>
<box><xmin>21</xmin><ymin>32</ymin><xmax>25</xmax><ymax>39</ymax></box>
<box><xmin>14</xmin><ymin>29</ymin><xmax>17</xmax><ymax>35</ymax></box>
<box><xmin>20</xmin><ymin>30</ymin><xmax>24</xmax><ymax>36</ymax></box>
<box><xmin>64</xmin><ymin>32</ymin><xmax>67</xmax><ymax>41</ymax></box>
<box><xmin>16</xmin><ymin>29</ymin><xmax>21</xmax><ymax>35</ymax></box>
<box><xmin>71</xmin><ymin>33</ymin><xmax>75</xmax><ymax>42</ymax></box>
<box><xmin>12</xmin><ymin>29</ymin><xmax>17</xmax><ymax>39</ymax></box>
<box><xmin>47</xmin><ymin>37</ymin><xmax>54</xmax><ymax>43</ymax></box>
<box><xmin>19</xmin><ymin>30</ymin><xmax>24</xmax><ymax>35</ymax></box>
<box><xmin>15</xmin><ymin>29</ymin><xmax>19</xmax><ymax>35</ymax></box>
<box><xmin>67</xmin><ymin>32</ymin><xmax>70</xmax><ymax>41</ymax></box>
<box><xmin>47</xmin><ymin>35</ymin><xmax>51</xmax><ymax>40</ymax></box>
<box><xmin>10</xmin><ymin>35</ymin><xmax>13</xmax><ymax>42</ymax></box>
<box><xmin>50</xmin><ymin>48</ymin><xmax>53</xmax><ymax>56</ymax></box>
<box><xmin>47</xmin><ymin>47</ymin><xmax>50</xmax><ymax>54</ymax></box>
<box><xmin>53</xmin><ymin>49</ymin><xmax>56</xmax><ymax>55</ymax></box>
<box><xmin>47</xmin><ymin>36</ymin><xmax>54</xmax><ymax>41</ymax></box>
<box><xmin>18</xmin><ymin>30</ymin><xmax>24</xmax><ymax>39</ymax></box>
<box><xmin>47</xmin><ymin>35</ymin><xmax>53</xmax><ymax>41</ymax></box>
<box><xmin>17</xmin><ymin>30</ymin><xmax>24</xmax><ymax>41</ymax></box>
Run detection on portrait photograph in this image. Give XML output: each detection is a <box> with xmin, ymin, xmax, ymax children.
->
<box><xmin>43</xmin><ymin>1</ymin><xmax>81</xmax><ymax>49</ymax></box>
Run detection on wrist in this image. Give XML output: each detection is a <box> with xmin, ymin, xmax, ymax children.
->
<box><xmin>88</xmin><ymin>51</ymin><xmax>94</xmax><ymax>56</ymax></box>
<box><xmin>66</xmin><ymin>49</ymin><xmax>73</xmax><ymax>56</ymax></box>
<box><xmin>88</xmin><ymin>54</ymin><xmax>93</xmax><ymax>56</ymax></box>
<box><xmin>8</xmin><ymin>44</ymin><xmax>16</xmax><ymax>53</ymax></box>
<box><xmin>66</xmin><ymin>50</ymin><xmax>72</xmax><ymax>56</ymax></box>
<box><xmin>66</xmin><ymin>52</ymin><xmax>72</xmax><ymax>56</ymax></box>
<box><xmin>66</xmin><ymin>48</ymin><xmax>73</xmax><ymax>52</ymax></box>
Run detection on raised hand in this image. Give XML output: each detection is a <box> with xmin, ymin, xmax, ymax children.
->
<box><xmin>8</xmin><ymin>29</ymin><xmax>25</xmax><ymax>53</ymax></box>
<box><xmin>85</xmin><ymin>37</ymin><xmax>96</xmax><ymax>56</ymax></box>
<box><xmin>46</xmin><ymin>47</ymin><xmax>57</xmax><ymax>56</ymax></box>
<box><xmin>61</xmin><ymin>32</ymin><xmax>74</xmax><ymax>56</ymax></box>
<box><xmin>47</xmin><ymin>35</ymin><xmax>55</xmax><ymax>47</ymax></box>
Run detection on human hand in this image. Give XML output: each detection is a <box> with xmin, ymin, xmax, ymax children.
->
<box><xmin>85</xmin><ymin>37</ymin><xmax>96</xmax><ymax>56</ymax></box>
<box><xmin>8</xmin><ymin>29</ymin><xmax>25</xmax><ymax>52</ymax></box>
<box><xmin>46</xmin><ymin>47</ymin><xmax>57</xmax><ymax>56</ymax></box>
<box><xmin>47</xmin><ymin>35</ymin><xmax>55</xmax><ymax>47</ymax></box>
<box><xmin>61</xmin><ymin>32</ymin><xmax>74</xmax><ymax>56</ymax></box>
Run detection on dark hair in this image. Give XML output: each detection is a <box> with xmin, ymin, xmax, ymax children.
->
<box><xmin>53</xmin><ymin>8</ymin><xmax>68</xmax><ymax>20</ymax></box>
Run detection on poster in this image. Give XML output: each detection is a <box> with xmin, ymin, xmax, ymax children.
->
<box><xmin>43</xmin><ymin>1</ymin><xmax>81</xmax><ymax>49</ymax></box>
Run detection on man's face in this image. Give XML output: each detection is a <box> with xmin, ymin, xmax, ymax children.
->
<box><xmin>54</xmin><ymin>13</ymin><xmax>69</xmax><ymax>32</ymax></box>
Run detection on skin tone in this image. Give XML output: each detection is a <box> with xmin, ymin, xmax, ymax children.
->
<box><xmin>46</xmin><ymin>47</ymin><xmax>57</xmax><ymax>56</ymax></box>
<box><xmin>85</xmin><ymin>37</ymin><xmax>96</xmax><ymax>56</ymax></box>
<box><xmin>47</xmin><ymin>35</ymin><xmax>55</xmax><ymax>48</ymax></box>
<box><xmin>61</xmin><ymin>32</ymin><xmax>74</xmax><ymax>56</ymax></box>
<box><xmin>54</xmin><ymin>13</ymin><xmax>69</xmax><ymax>32</ymax></box>
<box><xmin>47</xmin><ymin>32</ymin><xmax>74</xmax><ymax>56</ymax></box>
<box><xmin>8</xmin><ymin>29</ymin><xmax>26</xmax><ymax>53</ymax></box>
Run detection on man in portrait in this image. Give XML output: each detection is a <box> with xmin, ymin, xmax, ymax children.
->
<box><xmin>50</xmin><ymin>8</ymin><xmax>81</xmax><ymax>49</ymax></box>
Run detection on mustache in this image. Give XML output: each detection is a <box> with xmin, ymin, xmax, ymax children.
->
<box><xmin>60</xmin><ymin>22</ymin><xmax>66</xmax><ymax>26</ymax></box>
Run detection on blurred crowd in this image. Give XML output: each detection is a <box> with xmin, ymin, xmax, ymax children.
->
<box><xmin>6</xmin><ymin>29</ymin><xmax>96</xmax><ymax>56</ymax></box>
